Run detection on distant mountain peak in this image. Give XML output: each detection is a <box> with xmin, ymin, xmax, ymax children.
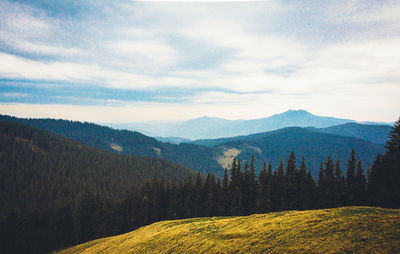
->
<box><xmin>280</xmin><ymin>109</ymin><xmax>312</xmax><ymax>116</ymax></box>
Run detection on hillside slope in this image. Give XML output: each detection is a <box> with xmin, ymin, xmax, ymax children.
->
<box><xmin>57</xmin><ymin>206</ymin><xmax>400</xmax><ymax>253</ymax></box>
<box><xmin>0</xmin><ymin>115</ymin><xmax>222</xmax><ymax>175</ymax></box>
<box><xmin>198</xmin><ymin>127</ymin><xmax>385</xmax><ymax>175</ymax></box>
<box><xmin>316</xmin><ymin>122</ymin><xmax>391</xmax><ymax>144</ymax></box>
<box><xmin>0</xmin><ymin>120</ymin><xmax>197</xmax><ymax>216</ymax></box>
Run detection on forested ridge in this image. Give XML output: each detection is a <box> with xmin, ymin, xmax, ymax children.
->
<box><xmin>0</xmin><ymin>115</ymin><xmax>386</xmax><ymax>177</ymax></box>
<box><xmin>0</xmin><ymin>120</ymin><xmax>199</xmax><ymax>253</ymax></box>
<box><xmin>0</xmin><ymin>115</ymin><xmax>222</xmax><ymax>175</ymax></box>
<box><xmin>190</xmin><ymin>127</ymin><xmax>385</xmax><ymax>175</ymax></box>
<box><xmin>0</xmin><ymin>117</ymin><xmax>399</xmax><ymax>253</ymax></box>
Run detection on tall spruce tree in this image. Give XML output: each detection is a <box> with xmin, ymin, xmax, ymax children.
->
<box><xmin>355</xmin><ymin>160</ymin><xmax>366</xmax><ymax>205</ymax></box>
<box><xmin>273</xmin><ymin>157</ymin><xmax>286</xmax><ymax>210</ymax></box>
<box><xmin>222</xmin><ymin>168</ymin><xmax>230</xmax><ymax>214</ymax></box>
<box><xmin>367</xmin><ymin>153</ymin><xmax>385</xmax><ymax>206</ymax></box>
<box><xmin>383</xmin><ymin>118</ymin><xmax>400</xmax><ymax>207</ymax></box>
<box><xmin>285</xmin><ymin>152</ymin><xmax>297</xmax><ymax>210</ymax></box>
<box><xmin>297</xmin><ymin>157</ymin><xmax>308</xmax><ymax>210</ymax></box>
<box><xmin>243</xmin><ymin>155</ymin><xmax>258</xmax><ymax>215</ymax></box>
<box><xmin>193</xmin><ymin>173</ymin><xmax>204</xmax><ymax>217</ymax></box>
<box><xmin>324</xmin><ymin>156</ymin><xmax>336</xmax><ymax>208</ymax></box>
<box><xmin>346</xmin><ymin>149</ymin><xmax>357</xmax><ymax>205</ymax></box>
<box><xmin>335</xmin><ymin>160</ymin><xmax>346</xmax><ymax>207</ymax></box>
<box><xmin>257</xmin><ymin>162</ymin><xmax>271</xmax><ymax>213</ymax></box>
<box><xmin>230</xmin><ymin>158</ymin><xmax>243</xmax><ymax>215</ymax></box>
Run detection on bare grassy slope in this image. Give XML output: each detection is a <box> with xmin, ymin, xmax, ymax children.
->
<box><xmin>57</xmin><ymin>207</ymin><xmax>400</xmax><ymax>254</ymax></box>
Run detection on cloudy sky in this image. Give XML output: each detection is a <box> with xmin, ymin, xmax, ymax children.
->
<box><xmin>0</xmin><ymin>0</ymin><xmax>399</xmax><ymax>123</ymax></box>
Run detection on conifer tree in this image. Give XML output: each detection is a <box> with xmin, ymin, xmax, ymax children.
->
<box><xmin>230</xmin><ymin>158</ymin><xmax>243</xmax><ymax>215</ymax></box>
<box><xmin>272</xmin><ymin>157</ymin><xmax>286</xmax><ymax>210</ymax></box>
<box><xmin>222</xmin><ymin>168</ymin><xmax>230</xmax><ymax>214</ymax></box>
<box><xmin>367</xmin><ymin>153</ymin><xmax>385</xmax><ymax>206</ymax></box>
<box><xmin>335</xmin><ymin>160</ymin><xmax>346</xmax><ymax>207</ymax></box>
<box><xmin>317</xmin><ymin>162</ymin><xmax>325</xmax><ymax>208</ymax></box>
<box><xmin>323</xmin><ymin>156</ymin><xmax>336</xmax><ymax>208</ymax></box>
<box><xmin>193</xmin><ymin>172</ymin><xmax>204</xmax><ymax>217</ymax></box>
<box><xmin>383</xmin><ymin>118</ymin><xmax>400</xmax><ymax>207</ymax></box>
<box><xmin>306</xmin><ymin>168</ymin><xmax>317</xmax><ymax>209</ymax></box>
<box><xmin>297</xmin><ymin>157</ymin><xmax>308</xmax><ymax>210</ymax></box>
<box><xmin>244</xmin><ymin>155</ymin><xmax>258</xmax><ymax>214</ymax></box>
<box><xmin>355</xmin><ymin>160</ymin><xmax>366</xmax><ymax>205</ymax></box>
<box><xmin>285</xmin><ymin>152</ymin><xmax>297</xmax><ymax>209</ymax></box>
<box><xmin>346</xmin><ymin>149</ymin><xmax>357</xmax><ymax>205</ymax></box>
<box><xmin>257</xmin><ymin>162</ymin><xmax>271</xmax><ymax>213</ymax></box>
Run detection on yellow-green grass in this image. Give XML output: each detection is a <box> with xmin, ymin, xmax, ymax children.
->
<box><xmin>56</xmin><ymin>206</ymin><xmax>400</xmax><ymax>253</ymax></box>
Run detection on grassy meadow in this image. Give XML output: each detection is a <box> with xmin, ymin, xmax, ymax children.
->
<box><xmin>56</xmin><ymin>206</ymin><xmax>400</xmax><ymax>253</ymax></box>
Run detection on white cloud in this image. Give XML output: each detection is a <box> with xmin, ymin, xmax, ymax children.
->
<box><xmin>0</xmin><ymin>92</ymin><xmax>30</xmax><ymax>98</ymax></box>
<box><xmin>14</xmin><ymin>41</ymin><xmax>83</xmax><ymax>56</ymax></box>
<box><xmin>0</xmin><ymin>1</ymin><xmax>51</xmax><ymax>37</ymax></box>
<box><xmin>323</xmin><ymin>0</ymin><xmax>400</xmax><ymax>25</ymax></box>
<box><xmin>112</xmin><ymin>40</ymin><xmax>177</xmax><ymax>67</ymax></box>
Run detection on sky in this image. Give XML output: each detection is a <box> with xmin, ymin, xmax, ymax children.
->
<box><xmin>0</xmin><ymin>0</ymin><xmax>399</xmax><ymax>123</ymax></box>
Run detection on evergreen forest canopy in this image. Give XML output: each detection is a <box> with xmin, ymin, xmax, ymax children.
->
<box><xmin>0</xmin><ymin>117</ymin><xmax>399</xmax><ymax>253</ymax></box>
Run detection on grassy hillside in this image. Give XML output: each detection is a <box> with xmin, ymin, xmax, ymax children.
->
<box><xmin>57</xmin><ymin>206</ymin><xmax>400</xmax><ymax>253</ymax></box>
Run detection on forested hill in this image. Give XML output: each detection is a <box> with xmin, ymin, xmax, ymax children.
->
<box><xmin>0</xmin><ymin>119</ymin><xmax>197</xmax><ymax>217</ymax></box>
<box><xmin>0</xmin><ymin>115</ymin><xmax>386</xmax><ymax>177</ymax></box>
<box><xmin>0</xmin><ymin>115</ymin><xmax>222</xmax><ymax>175</ymax></box>
<box><xmin>190</xmin><ymin>123</ymin><xmax>391</xmax><ymax>147</ymax></box>
<box><xmin>192</xmin><ymin>127</ymin><xmax>385</xmax><ymax>175</ymax></box>
<box><xmin>315</xmin><ymin>122</ymin><xmax>391</xmax><ymax>145</ymax></box>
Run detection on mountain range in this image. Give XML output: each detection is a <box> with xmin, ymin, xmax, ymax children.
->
<box><xmin>106</xmin><ymin>110</ymin><xmax>391</xmax><ymax>140</ymax></box>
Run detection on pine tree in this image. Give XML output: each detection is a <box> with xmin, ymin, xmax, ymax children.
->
<box><xmin>306</xmin><ymin>168</ymin><xmax>317</xmax><ymax>209</ymax></box>
<box><xmin>222</xmin><ymin>168</ymin><xmax>230</xmax><ymax>214</ymax></box>
<box><xmin>257</xmin><ymin>162</ymin><xmax>271</xmax><ymax>213</ymax></box>
<box><xmin>272</xmin><ymin>157</ymin><xmax>286</xmax><ymax>211</ymax></box>
<box><xmin>230</xmin><ymin>158</ymin><xmax>243</xmax><ymax>215</ymax></box>
<box><xmin>335</xmin><ymin>160</ymin><xmax>346</xmax><ymax>207</ymax></box>
<box><xmin>355</xmin><ymin>160</ymin><xmax>366</xmax><ymax>205</ymax></box>
<box><xmin>323</xmin><ymin>156</ymin><xmax>336</xmax><ymax>208</ymax></box>
<box><xmin>383</xmin><ymin>118</ymin><xmax>400</xmax><ymax>207</ymax></box>
<box><xmin>193</xmin><ymin>172</ymin><xmax>204</xmax><ymax>217</ymax></box>
<box><xmin>367</xmin><ymin>153</ymin><xmax>386</xmax><ymax>206</ymax></box>
<box><xmin>244</xmin><ymin>155</ymin><xmax>258</xmax><ymax>214</ymax></box>
<box><xmin>346</xmin><ymin>149</ymin><xmax>357</xmax><ymax>205</ymax></box>
<box><xmin>297</xmin><ymin>157</ymin><xmax>308</xmax><ymax>210</ymax></box>
<box><xmin>317</xmin><ymin>162</ymin><xmax>325</xmax><ymax>208</ymax></box>
<box><xmin>285</xmin><ymin>152</ymin><xmax>297</xmax><ymax>210</ymax></box>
